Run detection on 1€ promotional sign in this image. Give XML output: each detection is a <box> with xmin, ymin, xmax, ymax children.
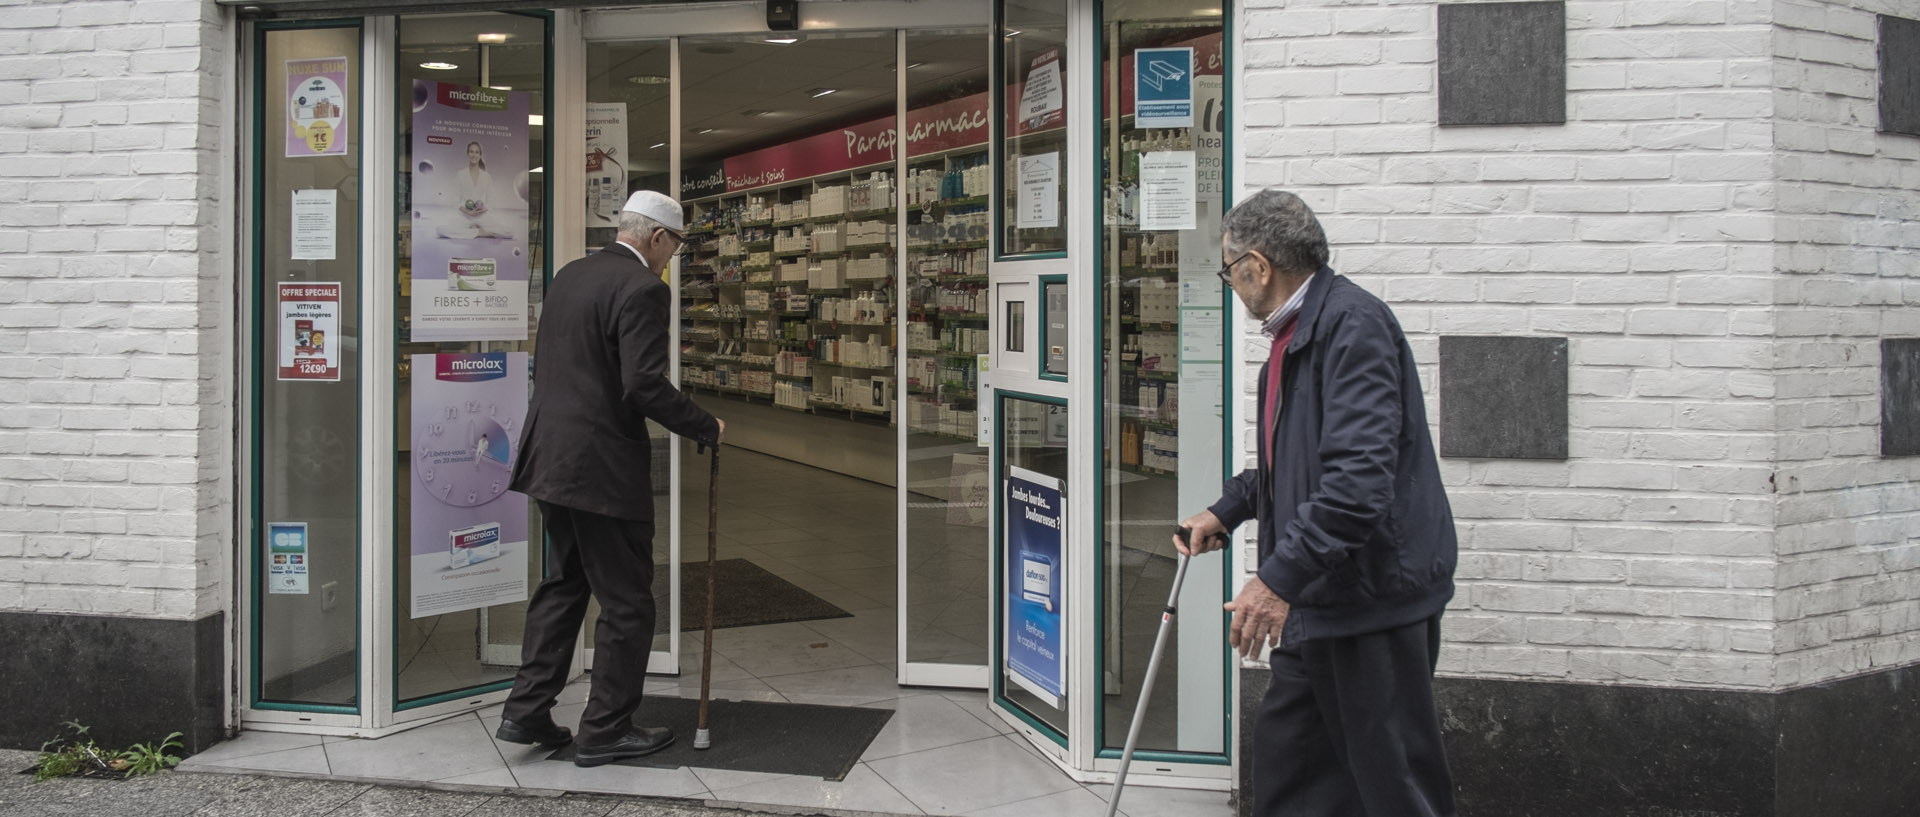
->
<box><xmin>286</xmin><ymin>57</ymin><xmax>349</xmax><ymax>158</ymax></box>
<box><xmin>1134</xmin><ymin>47</ymin><xmax>1195</xmax><ymax>128</ymax></box>
<box><xmin>1005</xmin><ymin>467</ymin><xmax>1066</xmax><ymax>706</ymax></box>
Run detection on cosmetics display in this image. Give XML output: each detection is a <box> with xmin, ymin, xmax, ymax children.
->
<box><xmin>678</xmin><ymin>146</ymin><xmax>989</xmax><ymax>442</ymax></box>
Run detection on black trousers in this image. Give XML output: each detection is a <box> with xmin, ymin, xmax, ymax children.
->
<box><xmin>503</xmin><ymin>501</ymin><xmax>657</xmax><ymax>745</ymax></box>
<box><xmin>1254</xmin><ymin>615</ymin><xmax>1456</xmax><ymax>817</ymax></box>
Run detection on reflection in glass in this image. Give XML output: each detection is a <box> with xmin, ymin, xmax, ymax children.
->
<box><xmin>1000</xmin><ymin>396</ymin><xmax>1069</xmax><ymax>736</ymax></box>
<box><xmin>1099</xmin><ymin>5</ymin><xmax>1230</xmax><ymax>755</ymax></box>
<box><xmin>904</xmin><ymin>27</ymin><xmax>994</xmax><ymax>668</ymax></box>
<box><xmin>256</xmin><ymin>26</ymin><xmax>363</xmax><ymax>708</ymax></box>
<box><xmin>394</xmin><ymin>12</ymin><xmax>549</xmax><ymax>705</ymax></box>
<box><xmin>1000</xmin><ymin>0</ymin><xmax>1069</xmax><ymax>256</ymax></box>
<box><xmin>579</xmin><ymin>40</ymin><xmax>674</xmax><ymax>657</ymax></box>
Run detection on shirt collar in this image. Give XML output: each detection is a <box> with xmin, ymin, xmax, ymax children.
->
<box><xmin>1261</xmin><ymin>276</ymin><xmax>1313</xmax><ymax>339</ymax></box>
<box><xmin>613</xmin><ymin>240</ymin><xmax>644</xmax><ymax>261</ymax></box>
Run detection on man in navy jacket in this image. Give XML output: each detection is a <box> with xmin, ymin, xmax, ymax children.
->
<box><xmin>1178</xmin><ymin>189</ymin><xmax>1457</xmax><ymax>817</ymax></box>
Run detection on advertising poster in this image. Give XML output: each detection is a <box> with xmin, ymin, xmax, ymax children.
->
<box><xmin>409</xmin><ymin>352</ymin><xmax>530</xmax><ymax>618</ymax></box>
<box><xmin>277</xmin><ymin>282</ymin><xmax>341</xmax><ymax>382</ymax></box>
<box><xmin>1139</xmin><ymin>151</ymin><xmax>1198</xmax><ymax>231</ymax></box>
<box><xmin>1133</xmin><ymin>47</ymin><xmax>1195</xmax><ymax>128</ymax></box>
<box><xmin>290</xmin><ymin>189</ymin><xmax>337</xmax><ymax>260</ymax></box>
<box><xmin>267</xmin><ymin>522</ymin><xmax>309</xmax><ymax>595</ymax></box>
<box><xmin>1017</xmin><ymin>151</ymin><xmax>1060</xmax><ymax>229</ymax></box>
<box><xmin>287</xmin><ymin>57</ymin><xmax>349</xmax><ymax>158</ymax></box>
<box><xmin>1005</xmin><ymin>466</ymin><xmax>1066</xmax><ymax>707</ymax></box>
<box><xmin>1017</xmin><ymin>49</ymin><xmax>1065</xmax><ymax>131</ymax></box>
<box><xmin>410</xmin><ymin>81</ymin><xmax>532</xmax><ymax>342</ymax></box>
<box><xmin>585</xmin><ymin>102</ymin><xmax>628</xmax><ymax>228</ymax></box>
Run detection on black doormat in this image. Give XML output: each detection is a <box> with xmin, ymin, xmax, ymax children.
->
<box><xmin>546</xmin><ymin>696</ymin><xmax>892</xmax><ymax>781</ymax></box>
<box><xmin>651</xmin><ymin>558</ymin><xmax>853</xmax><ymax>634</ymax></box>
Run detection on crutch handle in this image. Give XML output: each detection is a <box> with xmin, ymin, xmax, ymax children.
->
<box><xmin>1175</xmin><ymin>525</ymin><xmax>1225</xmax><ymax>552</ymax></box>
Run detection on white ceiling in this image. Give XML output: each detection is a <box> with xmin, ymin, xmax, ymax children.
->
<box><xmin>398</xmin><ymin>19</ymin><xmax>992</xmax><ymax>171</ymax></box>
<box><xmin>591</xmin><ymin>30</ymin><xmax>990</xmax><ymax>169</ymax></box>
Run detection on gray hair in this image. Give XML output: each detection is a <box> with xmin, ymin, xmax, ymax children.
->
<box><xmin>1222</xmin><ymin>189</ymin><xmax>1328</xmax><ymax>279</ymax></box>
<box><xmin>617</xmin><ymin>211</ymin><xmax>666</xmax><ymax>244</ymax></box>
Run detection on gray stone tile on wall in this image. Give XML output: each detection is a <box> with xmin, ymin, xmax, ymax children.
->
<box><xmin>1439</xmin><ymin>336</ymin><xmax>1568</xmax><ymax>460</ymax></box>
<box><xmin>1882</xmin><ymin>338</ymin><xmax>1920</xmax><ymax>456</ymax></box>
<box><xmin>1438</xmin><ymin>1</ymin><xmax>1567</xmax><ymax>126</ymax></box>
<box><xmin>1880</xmin><ymin>15</ymin><xmax>1920</xmax><ymax>137</ymax></box>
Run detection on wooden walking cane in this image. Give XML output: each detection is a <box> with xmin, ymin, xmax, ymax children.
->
<box><xmin>694</xmin><ymin>440</ymin><xmax>720</xmax><ymax>750</ymax></box>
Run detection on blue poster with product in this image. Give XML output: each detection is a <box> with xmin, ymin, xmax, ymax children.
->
<box><xmin>1005</xmin><ymin>466</ymin><xmax>1066</xmax><ymax>706</ymax></box>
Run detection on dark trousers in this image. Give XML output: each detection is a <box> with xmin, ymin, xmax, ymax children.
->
<box><xmin>1254</xmin><ymin>615</ymin><xmax>1456</xmax><ymax>817</ymax></box>
<box><xmin>503</xmin><ymin>501</ymin><xmax>657</xmax><ymax>745</ymax></box>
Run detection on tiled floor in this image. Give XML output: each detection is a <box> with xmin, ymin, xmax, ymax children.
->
<box><xmin>193</xmin><ymin>447</ymin><xmax>1232</xmax><ymax>817</ymax></box>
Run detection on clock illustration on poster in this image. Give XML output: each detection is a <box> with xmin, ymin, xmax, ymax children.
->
<box><xmin>414</xmin><ymin>399</ymin><xmax>515</xmax><ymax>507</ymax></box>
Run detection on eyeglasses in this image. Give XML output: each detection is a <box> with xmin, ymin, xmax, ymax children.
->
<box><xmin>657</xmin><ymin>227</ymin><xmax>689</xmax><ymax>256</ymax></box>
<box><xmin>1217</xmin><ymin>251</ymin><xmax>1254</xmax><ymax>286</ymax></box>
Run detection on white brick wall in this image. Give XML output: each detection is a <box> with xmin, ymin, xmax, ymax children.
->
<box><xmin>1236</xmin><ymin>0</ymin><xmax>1918</xmax><ymax>691</ymax></box>
<box><xmin>1768</xmin><ymin>0</ymin><xmax>1920</xmax><ymax>687</ymax></box>
<box><xmin>0</xmin><ymin>0</ymin><xmax>231</xmax><ymax>621</ymax></box>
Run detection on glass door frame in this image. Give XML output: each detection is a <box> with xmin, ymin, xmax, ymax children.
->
<box><xmin>981</xmin><ymin>0</ymin><xmax>1236</xmax><ymax>788</ymax></box>
<box><xmin>239</xmin><ymin>12</ymin><xmax>579</xmax><ymax>737</ymax></box>
<box><xmin>1084</xmin><ymin>0</ymin><xmax>1236</xmax><ymax>784</ymax></box>
<box><xmin>239</xmin><ymin>15</ymin><xmax>370</xmax><ymax>735</ymax></box>
<box><xmin>981</xmin><ymin>0</ymin><xmax>1088</xmax><ymax>775</ymax></box>
<box><xmin>577</xmin><ymin>0</ymin><xmax>995</xmax><ymax>687</ymax></box>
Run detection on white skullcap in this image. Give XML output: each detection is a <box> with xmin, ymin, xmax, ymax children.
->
<box><xmin>621</xmin><ymin>189</ymin><xmax>684</xmax><ymax>233</ymax></box>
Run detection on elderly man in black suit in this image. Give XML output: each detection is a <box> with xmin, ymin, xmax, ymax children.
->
<box><xmin>495</xmin><ymin>190</ymin><xmax>722</xmax><ymax>767</ymax></box>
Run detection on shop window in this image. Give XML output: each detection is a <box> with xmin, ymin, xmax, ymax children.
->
<box><xmin>1096</xmin><ymin>1</ymin><xmax>1232</xmax><ymax>759</ymax></box>
<box><xmin>392</xmin><ymin>11</ymin><xmax>550</xmax><ymax>708</ymax></box>
<box><xmin>252</xmin><ymin>24</ymin><xmax>364</xmax><ymax>711</ymax></box>
<box><xmin>999</xmin><ymin>0</ymin><xmax>1069</xmax><ymax>257</ymax></box>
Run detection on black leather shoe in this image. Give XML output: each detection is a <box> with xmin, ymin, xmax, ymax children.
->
<box><xmin>495</xmin><ymin>718</ymin><xmax>572</xmax><ymax>747</ymax></box>
<box><xmin>573</xmin><ymin>726</ymin><xmax>674</xmax><ymax>767</ymax></box>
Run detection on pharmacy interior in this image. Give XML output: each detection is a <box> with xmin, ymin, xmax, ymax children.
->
<box><xmin>240</xmin><ymin>0</ymin><xmax>1237</xmax><ymax>786</ymax></box>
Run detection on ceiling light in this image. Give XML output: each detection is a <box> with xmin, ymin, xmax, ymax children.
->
<box><xmin>477</xmin><ymin>33</ymin><xmax>509</xmax><ymax>44</ymax></box>
<box><xmin>529</xmin><ymin>114</ymin><xmax>544</xmax><ymax>126</ymax></box>
<box><xmin>627</xmin><ymin>74</ymin><xmax>670</xmax><ymax>85</ymax></box>
<box><xmin>695</xmin><ymin>128</ymin><xmax>715</xmax><ymax>135</ymax></box>
<box><xmin>419</xmin><ymin>61</ymin><xmax>459</xmax><ymax>70</ymax></box>
<box><xmin>740</xmin><ymin>109</ymin><xmax>773</xmax><ymax>117</ymax></box>
<box><xmin>765</xmin><ymin>37</ymin><xmax>800</xmax><ymax>45</ymax></box>
<box><xmin>1004</xmin><ymin>29</ymin><xmax>1022</xmax><ymax>38</ymax></box>
<box><xmin>809</xmin><ymin>87</ymin><xmax>837</xmax><ymax>98</ymax></box>
<box><xmin>488</xmin><ymin>85</ymin><xmax>512</xmax><ymax>90</ymax></box>
<box><xmin>650</xmin><ymin>142</ymin><xmax>667</xmax><ymax>149</ymax></box>
<box><xmin>908</xmin><ymin>61</ymin><xmax>926</xmax><ymax>69</ymax></box>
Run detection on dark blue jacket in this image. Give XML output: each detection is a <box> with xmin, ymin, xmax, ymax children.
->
<box><xmin>1209</xmin><ymin>266</ymin><xmax>1456</xmax><ymax>641</ymax></box>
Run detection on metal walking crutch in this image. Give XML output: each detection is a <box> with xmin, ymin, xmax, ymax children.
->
<box><xmin>693</xmin><ymin>439</ymin><xmax>721</xmax><ymax>750</ymax></box>
<box><xmin>1104</xmin><ymin>526</ymin><xmax>1213</xmax><ymax>817</ymax></box>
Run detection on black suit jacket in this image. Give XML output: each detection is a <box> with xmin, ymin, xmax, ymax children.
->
<box><xmin>510</xmin><ymin>243</ymin><xmax>718</xmax><ymax>521</ymax></box>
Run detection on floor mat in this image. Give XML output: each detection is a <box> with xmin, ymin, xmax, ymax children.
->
<box><xmin>651</xmin><ymin>558</ymin><xmax>853</xmax><ymax>634</ymax></box>
<box><xmin>546</xmin><ymin>696</ymin><xmax>892</xmax><ymax>781</ymax></box>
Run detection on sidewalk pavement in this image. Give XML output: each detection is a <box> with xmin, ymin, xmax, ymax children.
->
<box><xmin>0</xmin><ymin>748</ymin><xmax>890</xmax><ymax>817</ymax></box>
